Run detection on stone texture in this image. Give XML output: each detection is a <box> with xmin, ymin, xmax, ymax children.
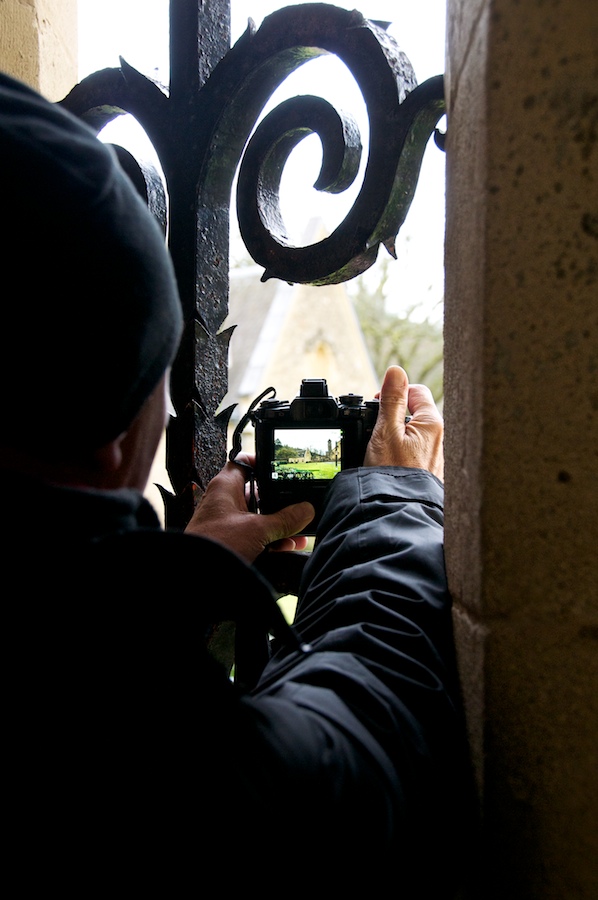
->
<box><xmin>0</xmin><ymin>0</ymin><xmax>77</xmax><ymax>100</ymax></box>
<box><xmin>445</xmin><ymin>0</ymin><xmax>598</xmax><ymax>896</ymax></box>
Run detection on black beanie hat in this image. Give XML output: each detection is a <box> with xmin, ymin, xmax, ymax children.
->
<box><xmin>0</xmin><ymin>72</ymin><xmax>183</xmax><ymax>453</ymax></box>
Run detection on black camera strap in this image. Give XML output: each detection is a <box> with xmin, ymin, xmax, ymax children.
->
<box><xmin>229</xmin><ymin>386</ymin><xmax>276</xmax><ymax>513</ymax></box>
<box><xmin>227</xmin><ymin>386</ymin><xmax>313</xmax><ymax>671</ymax></box>
<box><xmin>229</xmin><ymin>386</ymin><xmax>276</xmax><ymax>463</ymax></box>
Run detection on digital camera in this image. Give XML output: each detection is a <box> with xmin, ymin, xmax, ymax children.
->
<box><xmin>251</xmin><ymin>378</ymin><xmax>379</xmax><ymax>534</ymax></box>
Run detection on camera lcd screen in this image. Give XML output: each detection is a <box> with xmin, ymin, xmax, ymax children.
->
<box><xmin>272</xmin><ymin>428</ymin><xmax>342</xmax><ymax>481</ymax></box>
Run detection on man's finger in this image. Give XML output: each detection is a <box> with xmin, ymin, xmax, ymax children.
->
<box><xmin>406</xmin><ymin>384</ymin><xmax>442</xmax><ymax>422</ymax></box>
<box><xmin>227</xmin><ymin>457</ymin><xmax>254</xmax><ymax>485</ymax></box>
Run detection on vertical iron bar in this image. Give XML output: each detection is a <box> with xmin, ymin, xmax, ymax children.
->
<box><xmin>164</xmin><ymin>0</ymin><xmax>233</xmax><ymax>527</ymax></box>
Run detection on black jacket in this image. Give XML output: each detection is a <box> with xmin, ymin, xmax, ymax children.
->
<box><xmin>206</xmin><ymin>468</ymin><xmax>475</xmax><ymax>891</ymax></box>
<box><xmin>4</xmin><ymin>467</ymin><xmax>475</xmax><ymax>894</ymax></box>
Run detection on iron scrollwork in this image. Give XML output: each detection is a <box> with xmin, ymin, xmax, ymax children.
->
<box><xmin>233</xmin><ymin>8</ymin><xmax>445</xmax><ymax>285</ymax></box>
<box><xmin>59</xmin><ymin>2</ymin><xmax>445</xmax><ymax>529</ymax></box>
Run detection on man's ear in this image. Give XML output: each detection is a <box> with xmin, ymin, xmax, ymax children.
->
<box><xmin>92</xmin><ymin>434</ymin><xmax>125</xmax><ymax>474</ymax></box>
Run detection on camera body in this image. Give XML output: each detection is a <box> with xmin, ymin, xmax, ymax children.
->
<box><xmin>251</xmin><ymin>379</ymin><xmax>379</xmax><ymax>534</ymax></box>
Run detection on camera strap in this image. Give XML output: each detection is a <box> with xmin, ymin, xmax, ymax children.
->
<box><xmin>229</xmin><ymin>386</ymin><xmax>276</xmax><ymax>512</ymax></box>
<box><xmin>229</xmin><ymin>385</ymin><xmax>276</xmax><ymax>463</ymax></box>
<box><xmin>226</xmin><ymin>386</ymin><xmax>313</xmax><ymax>676</ymax></box>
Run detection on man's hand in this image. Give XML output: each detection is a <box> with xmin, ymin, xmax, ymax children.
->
<box><xmin>184</xmin><ymin>453</ymin><xmax>314</xmax><ymax>564</ymax></box>
<box><xmin>364</xmin><ymin>366</ymin><xmax>444</xmax><ymax>480</ymax></box>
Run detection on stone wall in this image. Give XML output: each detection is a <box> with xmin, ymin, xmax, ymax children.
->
<box><xmin>445</xmin><ymin>0</ymin><xmax>598</xmax><ymax>896</ymax></box>
<box><xmin>0</xmin><ymin>0</ymin><xmax>77</xmax><ymax>99</ymax></box>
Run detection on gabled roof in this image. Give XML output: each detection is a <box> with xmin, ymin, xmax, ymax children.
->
<box><xmin>222</xmin><ymin>219</ymin><xmax>379</xmax><ymax>428</ymax></box>
<box><xmin>222</xmin><ymin>268</ymin><xmax>379</xmax><ymax>421</ymax></box>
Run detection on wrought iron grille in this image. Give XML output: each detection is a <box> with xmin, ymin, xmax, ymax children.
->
<box><xmin>60</xmin><ymin>0</ymin><xmax>445</xmax><ymax>530</ymax></box>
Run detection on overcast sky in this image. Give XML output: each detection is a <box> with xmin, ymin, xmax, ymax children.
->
<box><xmin>79</xmin><ymin>1</ymin><xmax>445</xmax><ymax>83</ymax></box>
<box><xmin>78</xmin><ymin>1</ymin><xmax>447</xmax><ymax>320</ymax></box>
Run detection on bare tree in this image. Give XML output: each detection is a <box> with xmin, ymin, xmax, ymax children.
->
<box><xmin>348</xmin><ymin>256</ymin><xmax>444</xmax><ymax>406</ymax></box>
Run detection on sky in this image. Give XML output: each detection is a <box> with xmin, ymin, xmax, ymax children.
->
<box><xmin>78</xmin><ymin>1</ymin><xmax>447</xmax><ymax>320</ymax></box>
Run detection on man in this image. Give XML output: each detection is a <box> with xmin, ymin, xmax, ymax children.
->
<box><xmin>1</xmin><ymin>72</ymin><xmax>475</xmax><ymax>893</ymax></box>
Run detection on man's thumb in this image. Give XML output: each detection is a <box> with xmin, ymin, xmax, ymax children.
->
<box><xmin>378</xmin><ymin>366</ymin><xmax>409</xmax><ymax>421</ymax></box>
<box><xmin>268</xmin><ymin>501</ymin><xmax>315</xmax><ymax>541</ymax></box>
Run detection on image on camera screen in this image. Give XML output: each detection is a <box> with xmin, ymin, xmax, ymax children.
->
<box><xmin>271</xmin><ymin>428</ymin><xmax>342</xmax><ymax>481</ymax></box>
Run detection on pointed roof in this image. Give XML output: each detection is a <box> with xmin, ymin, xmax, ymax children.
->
<box><xmin>222</xmin><ymin>219</ymin><xmax>379</xmax><ymax>427</ymax></box>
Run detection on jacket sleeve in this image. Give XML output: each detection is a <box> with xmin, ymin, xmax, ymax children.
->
<box><xmin>227</xmin><ymin>467</ymin><xmax>474</xmax><ymax>889</ymax></box>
